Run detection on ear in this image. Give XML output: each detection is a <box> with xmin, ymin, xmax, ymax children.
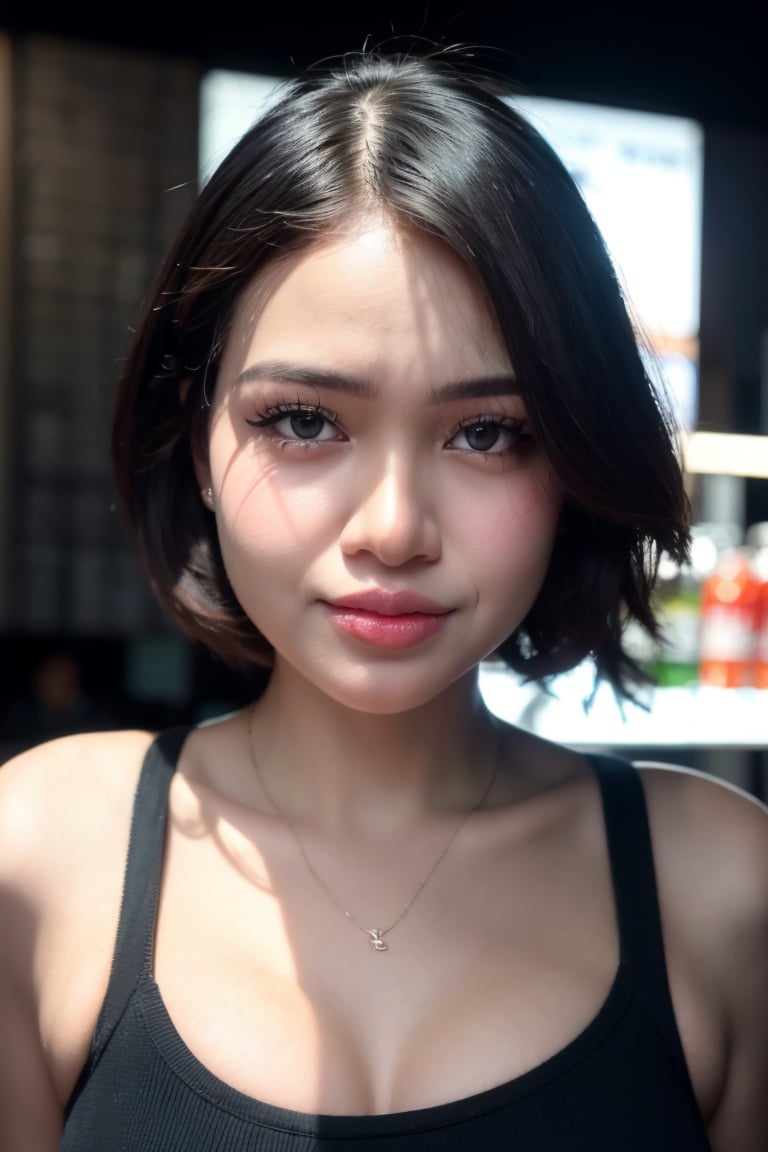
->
<box><xmin>193</xmin><ymin>453</ymin><xmax>212</xmax><ymax>501</ymax></box>
<box><xmin>179</xmin><ymin>375</ymin><xmax>213</xmax><ymax>500</ymax></box>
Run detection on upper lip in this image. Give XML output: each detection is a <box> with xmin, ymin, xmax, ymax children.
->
<box><xmin>325</xmin><ymin>590</ymin><xmax>450</xmax><ymax>616</ymax></box>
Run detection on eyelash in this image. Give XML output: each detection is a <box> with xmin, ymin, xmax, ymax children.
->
<box><xmin>244</xmin><ymin>402</ymin><xmax>533</xmax><ymax>456</ymax></box>
<box><xmin>447</xmin><ymin>415</ymin><xmax>533</xmax><ymax>457</ymax></box>
<box><xmin>245</xmin><ymin>402</ymin><xmax>343</xmax><ymax>447</ymax></box>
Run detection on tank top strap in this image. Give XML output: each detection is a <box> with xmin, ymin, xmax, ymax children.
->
<box><xmin>90</xmin><ymin>725</ymin><xmax>192</xmax><ymax>1056</ymax></box>
<box><xmin>588</xmin><ymin>751</ymin><xmax>693</xmax><ymax>1086</ymax></box>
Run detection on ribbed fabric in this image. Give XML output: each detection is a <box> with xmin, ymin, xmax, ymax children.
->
<box><xmin>59</xmin><ymin>729</ymin><xmax>714</xmax><ymax>1151</ymax></box>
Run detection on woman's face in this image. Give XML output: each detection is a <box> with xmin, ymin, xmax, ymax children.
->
<box><xmin>202</xmin><ymin>220</ymin><xmax>562</xmax><ymax>713</ymax></box>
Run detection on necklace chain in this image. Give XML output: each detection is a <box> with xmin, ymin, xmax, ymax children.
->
<box><xmin>246</xmin><ymin>708</ymin><xmax>501</xmax><ymax>952</ymax></box>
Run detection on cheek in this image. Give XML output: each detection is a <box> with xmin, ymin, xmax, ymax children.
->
<box><xmin>467</xmin><ymin>487</ymin><xmax>562</xmax><ymax>626</ymax></box>
<box><xmin>214</xmin><ymin>464</ymin><xmax>340</xmax><ymax>572</ymax></box>
<box><xmin>451</xmin><ymin>467</ymin><xmax>562</xmax><ymax>562</ymax></box>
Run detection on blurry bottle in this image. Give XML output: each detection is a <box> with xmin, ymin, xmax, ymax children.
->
<box><xmin>649</xmin><ymin>523</ymin><xmax>733</xmax><ymax>687</ymax></box>
<box><xmin>651</xmin><ymin>552</ymin><xmax>701</xmax><ymax>687</ymax></box>
<box><xmin>746</xmin><ymin>522</ymin><xmax>768</xmax><ymax>689</ymax></box>
<box><xmin>699</xmin><ymin>535</ymin><xmax>760</xmax><ymax>688</ymax></box>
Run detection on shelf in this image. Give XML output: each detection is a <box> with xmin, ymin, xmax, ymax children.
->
<box><xmin>478</xmin><ymin>662</ymin><xmax>768</xmax><ymax>750</ymax></box>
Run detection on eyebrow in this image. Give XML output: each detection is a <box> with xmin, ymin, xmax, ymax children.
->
<box><xmin>234</xmin><ymin>361</ymin><xmax>521</xmax><ymax>401</ymax></box>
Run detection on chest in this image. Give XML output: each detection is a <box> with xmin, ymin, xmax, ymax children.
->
<box><xmin>149</xmin><ymin>815</ymin><xmax>722</xmax><ymax>1119</ymax></box>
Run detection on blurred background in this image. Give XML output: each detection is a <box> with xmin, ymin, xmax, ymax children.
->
<box><xmin>0</xmin><ymin>4</ymin><xmax>765</xmax><ymax>794</ymax></box>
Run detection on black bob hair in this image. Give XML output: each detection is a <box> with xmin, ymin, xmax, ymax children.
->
<box><xmin>112</xmin><ymin>47</ymin><xmax>690</xmax><ymax>698</ymax></box>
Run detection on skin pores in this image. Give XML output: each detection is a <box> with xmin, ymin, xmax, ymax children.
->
<box><xmin>201</xmin><ymin>220</ymin><xmax>563</xmax><ymax>715</ymax></box>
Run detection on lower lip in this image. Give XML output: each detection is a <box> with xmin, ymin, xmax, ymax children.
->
<box><xmin>326</xmin><ymin>608</ymin><xmax>449</xmax><ymax>649</ymax></box>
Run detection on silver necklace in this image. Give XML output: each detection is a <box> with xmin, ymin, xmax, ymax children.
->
<box><xmin>246</xmin><ymin>708</ymin><xmax>501</xmax><ymax>952</ymax></box>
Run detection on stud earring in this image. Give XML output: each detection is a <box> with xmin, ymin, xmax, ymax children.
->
<box><xmin>201</xmin><ymin>486</ymin><xmax>215</xmax><ymax>509</ymax></box>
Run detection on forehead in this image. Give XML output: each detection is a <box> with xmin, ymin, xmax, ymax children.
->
<box><xmin>219</xmin><ymin>219</ymin><xmax>508</xmax><ymax>381</ymax></box>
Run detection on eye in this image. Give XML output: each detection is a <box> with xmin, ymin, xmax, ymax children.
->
<box><xmin>447</xmin><ymin>416</ymin><xmax>532</xmax><ymax>455</ymax></box>
<box><xmin>245</xmin><ymin>403</ymin><xmax>343</xmax><ymax>442</ymax></box>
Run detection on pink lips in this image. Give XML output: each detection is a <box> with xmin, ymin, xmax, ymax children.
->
<box><xmin>323</xmin><ymin>590</ymin><xmax>451</xmax><ymax>649</ymax></box>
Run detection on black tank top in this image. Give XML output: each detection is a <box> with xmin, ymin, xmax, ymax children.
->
<box><xmin>59</xmin><ymin>727</ymin><xmax>714</xmax><ymax>1150</ymax></box>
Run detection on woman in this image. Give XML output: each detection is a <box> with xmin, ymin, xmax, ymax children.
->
<box><xmin>1</xmin><ymin>48</ymin><xmax>766</xmax><ymax>1151</ymax></box>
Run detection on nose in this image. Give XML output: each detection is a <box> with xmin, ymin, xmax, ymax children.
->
<box><xmin>339</xmin><ymin>450</ymin><xmax>441</xmax><ymax>567</ymax></box>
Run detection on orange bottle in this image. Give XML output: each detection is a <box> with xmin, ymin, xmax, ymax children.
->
<box><xmin>754</xmin><ymin>580</ymin><xmax>768</xmax><ymax>689</ymax></box>
<box><xmin>746</xmin><ymin>523</ymin><xmax>768</xmax><ymax>689</ymax></box>
<box><xmin>698</xmin><ymin>546</ymin><xmax>760</xmax><ymax>688</ymax></box>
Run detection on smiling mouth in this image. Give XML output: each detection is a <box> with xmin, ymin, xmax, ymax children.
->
<box><xmin>325</xmin><ymin>590</ymin><xmax>449</xmax><ymax>616</ymax></box>
<box><xmin>323</xmin><ymin>599</ymin><xmax>452</xmax><ymax>649</ymax></box>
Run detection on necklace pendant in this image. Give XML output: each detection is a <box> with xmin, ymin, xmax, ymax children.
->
<box><xmin>367</xmin><ymin>929</ymin><xmax>388</xmax><ymax>952</ymax></box>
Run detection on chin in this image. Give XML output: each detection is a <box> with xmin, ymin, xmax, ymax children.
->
<box><xmin>307</xmin><ymin>664</ymin><xmax>478</xmax><ymax>717</ymax></box>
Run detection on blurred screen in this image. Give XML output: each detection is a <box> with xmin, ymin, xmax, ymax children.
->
<box><xmin>199</xmin><ymin>71</ymin><xmax>703</xmax><ymax>433</ymax></box>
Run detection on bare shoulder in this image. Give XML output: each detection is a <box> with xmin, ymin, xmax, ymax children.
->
<box><xmin>0</xmin><ymin>728</ymin><xmax>160</xmax><ymax>936</ymax></box>
<box><xmin>634</xmin><ymin>760</ymin><xmax>768</xmax><ymax>917</ymax></box>
<box><xmin>636</xmin><ymin>761</ymin><xmax>768</xmax><ymax>1148</ymax></box>
<box><xmin>636</xmin><ymin>757</ymin><xmax>768</xmax><ymax>827</ymax></box>
<box><xmin>0</xmin><ymin>725</ymin><xmax>157</xmax><ymax>787</ymax></box>
<box><xmin>0</xmin><ymin>730</ymin><xmax>157</xmax><ymax>1148</ymax></box>
<box><xmin>634</xmin><ymin>761</ymin><xmax>768</xmax><ymax>963</ymax></box>
<box><xmin>0</xmin><ymin>728</ymin><xmax>158</xmax><ymax>877</ymax></box>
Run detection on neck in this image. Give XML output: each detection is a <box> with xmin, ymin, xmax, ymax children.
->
<box><xmin>246</xmin><ymin>661</ymin><xmax>500</xmax><ymax>840</ymax></box>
